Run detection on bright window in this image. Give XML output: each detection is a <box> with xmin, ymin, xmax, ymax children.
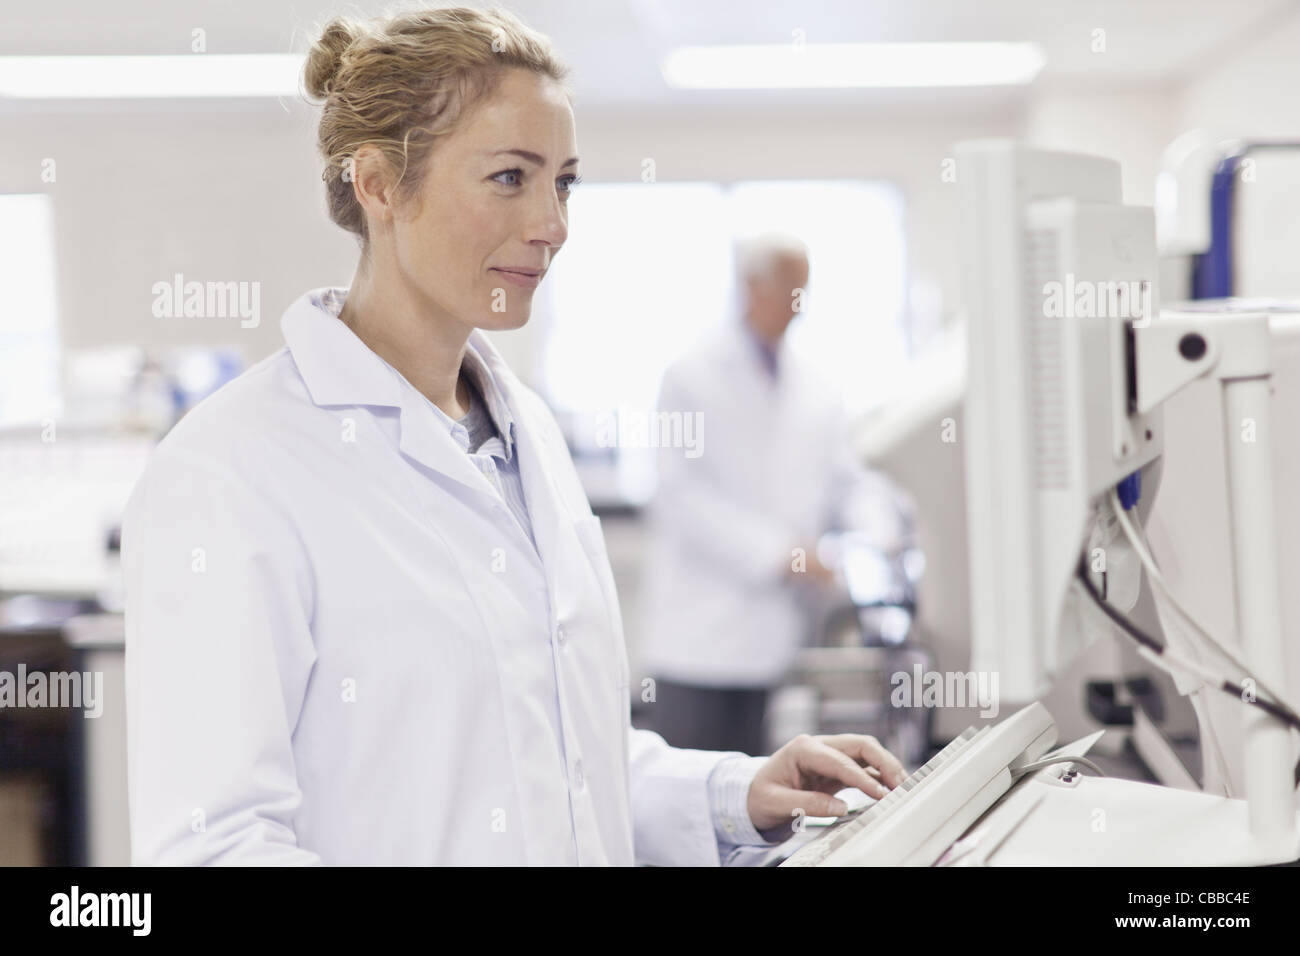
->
<box><xmin>0</xmin><ymin>194</ymin><xmax>61</xmax><ymax>425</ymax></box>
<box><xmin>533</xmin><ymin>179</ymin><xmax>907</xmax><ymax>503</ymax></box>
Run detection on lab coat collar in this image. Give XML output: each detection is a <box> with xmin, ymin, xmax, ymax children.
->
<box><xmin>738</xmin><ymin>316</ymin><xmax>780</xmax><ymax>379</ymax></box>
<box><xmin>724</xmin><ymin>314</ymin><xmax>788</xmax><ymax>383</ymax></box>
<box><xmin>282</xmin><ymin>288</ymin><xmax>402</xmax><ymax>408</ymax></box>
<box><xmin>281</xmin><ymin>287</ymin><xmax>533</xmax><ymax>498</ymax></box>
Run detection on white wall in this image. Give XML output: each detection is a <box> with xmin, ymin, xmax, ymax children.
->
<box><xmin>2</xmin><ymin>99</ymin><xmax>1021</xmax><ymax>380</ymax></box>
<box><xmin>1023</xmin><ymin>86</ymin><xmax>1177</xmax><ymax>207</ymax></box>
<box><xmin>1175</xmin><ymin>5</ymin><xmax>1300</xmax><ymax>139</ymax></box>
<box><xmin>1</xmin><ymin>103</ymin><xmax>358</xmax><ymax>366</ymax></box>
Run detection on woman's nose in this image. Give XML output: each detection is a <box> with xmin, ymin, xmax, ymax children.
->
<box><xmin>526</xmin><ymin>187</ymin><xmax>568</xmax><ymax>248</ymax></box>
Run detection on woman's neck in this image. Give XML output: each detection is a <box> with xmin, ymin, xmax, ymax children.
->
<box><xmin>339</xmin><ymin>259</ymin><xmax>473</xmax><ymax>419</ymax></box>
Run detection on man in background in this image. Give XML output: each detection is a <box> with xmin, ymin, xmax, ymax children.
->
<box><xmin>642</xmin><ymin>232</ymin><xmax>906</xmax><ymax>756</ymax></box>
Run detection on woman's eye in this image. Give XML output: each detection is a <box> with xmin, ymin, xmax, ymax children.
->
<box><xmin>491</xmin><ymin>169</ymin><xmax>581</xmax><ymax>196</ymax></box>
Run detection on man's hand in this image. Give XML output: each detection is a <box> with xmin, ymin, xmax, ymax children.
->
<box><xmin>786</xmin><ymin>546</ymin><xmax>835</xmax><ymax>586</ymax></box>
<box><xmin>747</xmin><ymin>733</ymin><xmax>909</xmax><ymax>834</ymax></box>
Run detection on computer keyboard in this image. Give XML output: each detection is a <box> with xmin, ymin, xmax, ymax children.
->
<box><xmin>781</xmin><ymin>701</ymin><xmax>1057</xmax><ymax>866</ymax></box>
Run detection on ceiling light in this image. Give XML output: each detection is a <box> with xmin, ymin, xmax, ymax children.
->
<box><xmin>0</xmin><ymin>54</ymin><xmax>305</xmax><ymax>99</ymax></box>
<box><xmin>662</xmin><ymin>43</ymin><xmax>1045</xmax><ymax>90</ymax></box>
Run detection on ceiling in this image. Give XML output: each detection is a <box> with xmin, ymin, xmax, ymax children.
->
<box><xmin>1</xmin><ymin>0</ymin><xmax>1294</xmax><ymax>114</ymax></box>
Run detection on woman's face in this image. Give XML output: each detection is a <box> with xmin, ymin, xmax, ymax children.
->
<box><xmin>389</xmin><ymin>68</ymin><xmax>579</xmax><ymax>334</ymax></box>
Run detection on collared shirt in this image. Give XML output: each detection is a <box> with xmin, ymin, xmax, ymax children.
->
<box><xmin>312</xmin><ymin>288</ymin><xmax>774</xmax><ymax>856</ymax></box>
<box><xmin>455</xmin><ymin>378</ymin><xmax>496</xmax><ymax>454</ymax></box>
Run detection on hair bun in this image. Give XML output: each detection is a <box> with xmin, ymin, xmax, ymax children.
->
<box><xmin>304</xmin><ymin>17</ymin><xmax>366</xmax><ymax>99</ymax></box>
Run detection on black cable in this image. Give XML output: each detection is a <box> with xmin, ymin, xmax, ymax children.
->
<box><xmin>1074</xmin><ymin>555</ymin><xmax>1300</xmax><ymax>735</ymax></box>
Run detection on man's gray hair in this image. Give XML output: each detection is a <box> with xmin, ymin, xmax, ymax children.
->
<box><xmin>733</xmin><ymin>231</ymin><xmax>809</xmax><ymax>283</ymax></box>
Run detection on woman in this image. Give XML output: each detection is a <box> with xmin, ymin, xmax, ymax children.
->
<box><xmin>122</xmin><ymin>6</ymin><xmax>905</xmax><ymax>866</ymax></box>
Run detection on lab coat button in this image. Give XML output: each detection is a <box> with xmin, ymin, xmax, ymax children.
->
<box><xmin>573</xmin><ymin>760</ymin><xmax>585</xmax><ymax>789</ymax></box>
<box><xmin>556</xmin><ymin>625</ymin><xmax>568</xmax><ymax>647</ymax></box>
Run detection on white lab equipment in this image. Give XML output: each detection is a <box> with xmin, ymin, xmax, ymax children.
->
<box><xmin>0</xmin><ymin>429</ymin><xmax>154</xmax><ymax>600</ymax></box>
<box><xmin>1135</xmin><ymin>301</ymin><xmax>1300</xmax><ymax>799</ymax></box>
<box><xmin>853</xmin><ymin>330</ymin><xmax>982</xmax><ymax>743</ymax></box>
<box><xmin>838</xmin><ymin>141</ymin><xmax>1300</xmax><ymax>867</ymax></box>
<box><xmin>1156</xmin><ymin>134</ymin><xmax>1300</xmax><ymax>299</ymax></box>
<box><xmin>957</xmin><ymin>140</ymin><xmax>1165</xmax><ymax>705</ymax></box>
<box><xmin>958</xmin><ymin>140</ymin><xmax>1297</xmax><ymax>864</ymax></box>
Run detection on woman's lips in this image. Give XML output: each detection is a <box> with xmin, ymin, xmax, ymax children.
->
<box><xmin>490</xmin><ymin>268</ymin><xmax>541</xmax><ymax>289</ymax></box>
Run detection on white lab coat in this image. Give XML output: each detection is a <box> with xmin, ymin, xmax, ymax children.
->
<box><xmin>643</xmin><ymin>319</ymin><xmax>905</xmax><ymax>687</ymax></box>
<box><xmin>122</xmin><ymin>288</ymin><xmax>733</xmax><ymax>866</ymax></box>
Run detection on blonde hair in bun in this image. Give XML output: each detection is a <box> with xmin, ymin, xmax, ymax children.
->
<box><xmin>303</xmin><ymin>6</ymin><xmax>570</xmax><ymax>244</ymax></box>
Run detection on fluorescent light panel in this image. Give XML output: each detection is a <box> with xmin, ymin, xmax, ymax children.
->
<box><xmin>662</xmin><ymin>42</ymin><xmax>1045</xmax><ymax>89</ymax></box>
<box><xmin>0</xmin><ymin>54</ymin><xmax>305</xmax><ymax>99</ymax></box>
<box><xmin>0</xmin><ymin>44</ymin><xmax>1044</xmax><ymax>98</ymax></box>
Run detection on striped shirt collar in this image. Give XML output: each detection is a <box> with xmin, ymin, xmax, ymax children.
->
<box><xmin>312</xmin><ymin>287</ymin><xmax>518</xmax><ymax>462</ymax></box>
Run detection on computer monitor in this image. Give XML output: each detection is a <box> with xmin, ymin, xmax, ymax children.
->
<box><xmin>955</xmin><ymin>139</ymin><xmax>1164</xmax><ymax>705</ymax></box>
<box><xmin>852</xmin><ymin>141</ymin><xmax>1166</xmax><ymax>742</ymax></box>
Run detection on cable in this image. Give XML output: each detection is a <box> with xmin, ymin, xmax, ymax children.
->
<box><xmin>1011</xmin><ymin>755</ymin><xmax>1105</xmax><ymax>780</ymax></box>
<box><xmin>1074</xmin><ymin>557</ymin><xmax>1300</xmax><ymax>734</ymax></box>
<box><xmin>1112</xmin><ymin>496</ymin><xmax>1237</xmax><ymax>795</ymax></box>
<box><xmin>1109</xmin><ymin>490</ymin><xmax>1299</xmax><ymax>716</ymax></box>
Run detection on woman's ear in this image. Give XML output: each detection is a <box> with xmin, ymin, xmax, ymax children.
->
<box><xmin>350</xmin><ymin>144</ymin><xmax>398</xmax><ymax>233</ymax></box>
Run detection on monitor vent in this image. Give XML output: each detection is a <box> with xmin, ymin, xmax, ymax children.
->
<box><xmin>1023</xmin><ymin>228</ymin><xmax>1068</xmax><ymax>490</ymax></box>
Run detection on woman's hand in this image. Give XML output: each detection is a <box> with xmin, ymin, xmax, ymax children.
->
<box><xmin>747</xmin><ymin>733</ymin><xmax>909</xmax><ymax>835</ymax></box>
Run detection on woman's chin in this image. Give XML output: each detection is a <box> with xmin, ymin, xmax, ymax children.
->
<box><xmin>476</xmin><ymin>307</ymin><xmax>533</xmax><ymax>332</ymax></box>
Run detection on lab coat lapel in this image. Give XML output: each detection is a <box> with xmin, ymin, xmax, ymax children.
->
<box><xmin>512</xmin><ymin>413</ymin><xmax>568</xmax><ymax>589</ymax></box>
<box><xmin>469</xmin><ymin>332</ymin><xmax>582</xmax><ymax>612</ymax></box>
<box><xmin>395</xmin><ymin>387</ymin><xmax>498</xmax><ymax>498</ymax></box>
<box><xmin>281</xmin><ymin>291</ymin><xmax>502</xmax><ymax>500</ymax></box>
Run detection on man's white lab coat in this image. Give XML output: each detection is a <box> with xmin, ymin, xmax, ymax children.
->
<box><xmin>642</xmin><ymin>319</ymin><xmax>904</xmax><ymax>688</ymax></box>
<box><xmin>122</xmin><ymin>289</ymin><xmax>735</xmax><ymax>866</ymax></box>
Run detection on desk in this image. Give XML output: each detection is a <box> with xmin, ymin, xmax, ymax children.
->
<box><xmin>63</xmin><ymin>614</ymin><xmax>129</xmax><ymax>867</ymax></box>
